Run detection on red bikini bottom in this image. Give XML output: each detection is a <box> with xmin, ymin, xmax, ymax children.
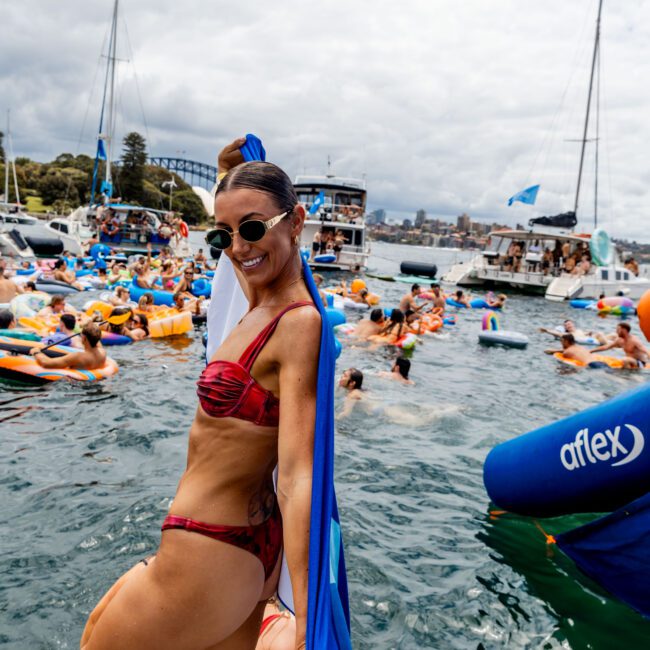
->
<box><xmin>161</xmin><ymin>501</ymin><xmax>282</xmax><ymax>579</ymax></box>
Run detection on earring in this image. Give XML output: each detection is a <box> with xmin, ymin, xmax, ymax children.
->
<box><xmin>293</xmin><ymin>235</ymin><xmax>300</xmax><ymax>246</ymax></box>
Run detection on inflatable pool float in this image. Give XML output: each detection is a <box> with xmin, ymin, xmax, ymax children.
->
<box><xmin>101</xmin><ymin>332</ymin><xmax>132</xmax><ymax>346</ymax></box>
<box><xmin>469</xmin><ymin>298</ymin><xmax>493</xmax><ymax>309</ymax></box>
<box><xmin>34</xmin><ymin>278</ymin><xmax>81</xmax><ymax>294</ymax></box>
<box><xmin>84</xmin><ymin>300</ymin><xmax>114</xmax><ymax>320</ymax></box>
<box><xmin>590</xmin><ymin>228</ymin><xmax>614</xmax><ymax>266</ymax></box>
<box><xmin>0</xmin><ymin>329</ymin><xmax>41</xmax><ymax>342</ymax></box>
<box><xmin>324</xmin><ymin>308</ymin><xmax>346</xmax><ymax>328</ymax></box>
<box><xmin>128</xmin><ymin>281</ymin><xmax>175</xmax><ymax>306</ymax></box>
<box><xmin>334</xmin><ymin>323</ymin><xmax>357</xmax><ymax>336</ymax></box>
<box><xmin>147</xmin><ymin>309</ymin><xmax>193</xmax><ymax>338</ymax></box>
<box><xmin>570</xmin><ymin>299</ymin><xmax>596</xmax><ymax>309</ymax></box>
<box><xmin>446</xmin><ymin>297</ymin><xmax>469</xmax><ymax>309</ymax></box>
<box><xmin>484</xmin><ymin>382</ymin><xmax>650</xmax><ymax>517</ymax></box>
<box><xmin>596</xmin><ymin>297</ymin><xmax>636</xmax><ymax>316</ymax></box>
<box><xmin>638</xmin><ymin>290</ymin><xmax>650</xmax><ymax>342</ymax></box>
<box><xmin>396</xmin><ymin>332</ymin><xmax>417</xmax><ymax>349</ymax></box>
<box><xmin>478</xmin><ymin>311</ymin><xmax>528</xmax><ymax>349</ymax></box>
<box><xmin>553</xmin><ymin>352</ymin><xmax>629</xmax><ymax>370</ymax></box>
<box><xmin>313</xmin><ymin>254</ymin><xmax>336</xmax><ymax>264</ymax></box>
<box><xmin>394</xmin><ymin>274</ymin><xmax>435</xmax><ymax>284</ymax></box>
<box><xmin>10</xmin><ymin>292</ymin><xmax>50</xmax><ymax>318</ymax></box>
<box><xmin>399</xmin><ymin>261</ymin><xmax>437</xmax><ymax>278</ymax></box>
<box><xmin>442</xmin><ymin>315</ymin><xmax>456</xmax><ymax>326</ymax></box>
<box><xmin>0</xmin><ymin>342</ymin><xmax>118</xmax><ymax>385</ymax></box>
<box><xmin>191</xmin><ymin>277</ymin><xmax>212</xmax><ymax>298</ymax></box>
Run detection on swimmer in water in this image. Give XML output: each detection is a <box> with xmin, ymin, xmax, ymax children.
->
<box><xmin>399</xmin><ymin>284</ymin><xmax>428</xmax><ymax>314</ymax></box>
<box><xmin>378</xmin><ymin>357</ymin><xmax>415</xmax><ymax>385</ymax></box>
<box><xmin>452</xmin><ymin>289</ymin><xmax>471</xmax><ymax>307</ymax></box>
<box><xmin>30</xmin><ymin>323</ymin><xmax>106</xmax><ymax>370</ymax></box>
<box><xmin>352</xmin><ymin>308</ymin><xmax>385</xmax><ymax>340</ymax></box>
<box><xmin>544</xmin><ymin>333</ymin><xmax>610</xmax><ymax>368</ymax></box>
<box><xmin>591</xmin><ymin>322</ymin><xmax>650</xmax><ymax>369</ymax></box>
<box><xmin>539</xmin><ymin>319</ymin><xmax>612</xmax><ymax>345</ymax></box>
<box><xmin>338</xmin><ymin>368</ymin><xmax>364</xmax><ymax>417</ymax></box>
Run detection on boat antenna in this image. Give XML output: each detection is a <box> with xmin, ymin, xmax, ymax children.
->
<box><xmin>573</xmin><ymin>0</ymin><xmax>603</xmax><ymax>223</ymax></box>
<box><xmin>594</xmin><ymin>40</ymin><xmax>601</xmax><ymax>228</ymax></box>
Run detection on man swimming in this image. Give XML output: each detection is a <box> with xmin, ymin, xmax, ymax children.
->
<box><xmin>591</xmin><ymin>322</ymin><xmax>650</xmax><ymax>369</ymax></box>
<box><xmin>399</xmin><ymin>284</ymin><xmax>427</xmax><ymax>314</ymax></box>
<box><xmin>544</xmin><ymin>333</ymin><xmax>608</xmax><ymax>368</ymax></box>
<box><xmin>338</xmin><ymin>368</ymin><xmax>364</xmax><ymax>417</ymax></box>
<box><xmin>378</xmin><ymin>357</ymin><xmax>415</xmax><ymax>385</ymax></box>
<box><xmin>353</xmin><ymin>308</ymin><xmax>385</xmax><ymax>340</ymax></box>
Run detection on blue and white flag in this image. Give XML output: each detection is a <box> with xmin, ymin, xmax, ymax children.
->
<box><xmin>100</xmin><ymin>180</ymin><xmax>113</xmax><ymax>198</ymax></box>
<box><xmin>309</xmin><ymin>191</ymin><xmax>326</xmax><ymax>215</ymax></box>
<box><xmin>96</xmin><ymin>138</ymin><xmax>107</xmax><ymax>161</ymax></box>
<box><xmin>508</xmin><ymin>184</ymin><xmax>540</xmax><ymax>206</ymax></box>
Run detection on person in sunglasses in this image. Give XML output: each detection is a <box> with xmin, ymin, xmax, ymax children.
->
<box><xmin>82</xmin><ymin>141</ymin><xmax>321</xmax><ymax>650</ymax></box>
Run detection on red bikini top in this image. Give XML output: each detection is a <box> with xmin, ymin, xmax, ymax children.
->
<box><xmin>197</xmin><ymin>301</ymin><xmax>315</xmax><ymax>427</ymax></box>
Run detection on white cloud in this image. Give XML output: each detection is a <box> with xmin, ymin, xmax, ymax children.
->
<box><xmin>2</xmin><ymin>0</ymin><xmax>649</xmax><ymax>241</ymax></box>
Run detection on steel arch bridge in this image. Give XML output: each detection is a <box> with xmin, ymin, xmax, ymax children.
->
<box><xmin>149</xmin><ymin>157</ymin><xmax>217</xmax><ymax>190</ymax></box>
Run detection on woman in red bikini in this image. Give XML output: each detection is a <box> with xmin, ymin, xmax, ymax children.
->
<box><xmin>81</xmin><ymin>141</ymin><xmax>320</xmax><ymax>650</ymax></box>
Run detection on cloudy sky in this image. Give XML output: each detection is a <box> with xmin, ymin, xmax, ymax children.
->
<box><xmin>2</xmin><ymin>0</ymin><xmax>649</xmax><ymax>240</ymax></box>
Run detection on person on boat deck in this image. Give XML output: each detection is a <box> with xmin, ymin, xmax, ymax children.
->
<box><xmin>453</xmin><ymin>289</ymin><xmax>471</xmax><ymax>308</ymax></box>
<box><xmin>571</xmin><ymin>253</ymin><xmax>592</xmax><ymax>276</ymax></box>
<box><xmin>37</xmin><ymin>294</ymin><xmax>77</xmax><ymax>317</ymax></box>
<box><xmin>542</xmin><ymin>248</ymin><xmax>553</xmax><ymax>275</ymax></box>
<box><xmin>52</xmin><ymin>258</ymin><xmax>84</xmax><ymax>290</ymax></box>
<box><xmin>591</xmin><ymin>322</ymin><xmax>650</xmax><ymax>369</ymax></box>
<box><xmin>352</xmin><ymin>308</ymin><xmax>385</xmax><ymax>340</ymax></box>
<box><xmin>379</xmin><ymin>356</ymin><xmax>415</xmax><ymax>385</ymax></box>
<box><xmin>310</xmin><ymin>230</ymin><xmax>321</xmax><ymax>261</ymax></box>
<box><xmin>333</xmin><ymin>230</ymin><xmax>346</xmax><ymax>261</ymax></box>
<box><xmin>544</xmin><ymin>333</ymin><xmax>604</xmax><ymax>368</ymax></box>
<box><xmin>399</xmin><ymin>283</ymin><xmax>426</xmax><ymax>314</ymax></box>
<box><xmin>0</xmin><ymin>260</ymin><xmax>24</xmax><ymax>303</ymax></box>
<box><xmin>30</xmin><ymin>322</ymin><xmax>106</xmax><ymax>370</ymax></box>
<box><xmin>319</xmin><ymin>230</ymin><xmax>329</xmax><ymax>255</ymax></box>
<box><xmin>625</xmin><ymin>257</ymin><xmax>640</xmax><ymax>276</ymax></box>
<box><xmin>81</xmin><ymin>140</ymin><xmax>322</xmax><ymax>650</ymax></box>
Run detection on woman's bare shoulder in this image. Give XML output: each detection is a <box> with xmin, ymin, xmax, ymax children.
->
<box><xmin>276</xmin><ymin>304</ymin><xmax>322</xmax><ymax>348</ymax></box>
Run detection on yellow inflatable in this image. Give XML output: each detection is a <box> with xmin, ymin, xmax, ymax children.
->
<box><xmin>146</xmin><ymin>308</ymin><xmax>193</xmax><ymax>338</ymax></box>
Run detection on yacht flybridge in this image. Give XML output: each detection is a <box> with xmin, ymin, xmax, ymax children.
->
<box><xmin>294</xmin><ymin>174</ymin><xmax>370</xmax><ymax>272</ymax></box>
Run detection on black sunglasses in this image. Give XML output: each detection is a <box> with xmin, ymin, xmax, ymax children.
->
<box><xmin>205</xmin><ymin>211</ymin><xmax>290</xmax><ymax>250</ymax></box>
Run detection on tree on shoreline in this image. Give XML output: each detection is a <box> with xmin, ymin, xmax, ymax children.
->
<box><xmin>119</xmin><ymin>131</ymin><xmax>147</xmax><ymax>203</ymax></box>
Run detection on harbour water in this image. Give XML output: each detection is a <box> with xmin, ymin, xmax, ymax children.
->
<box><xmin>1</xmin><ymin>241</ymin><xmax>649</xmax><ymax>649</ymax></box>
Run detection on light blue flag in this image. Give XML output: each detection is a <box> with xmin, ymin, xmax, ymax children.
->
<box><xmin>100</xmin><ymin>180</ymin><xmax>113</xmax><ymax>198</ymax></box>
<box><xmin>309</xmin><ymin>191</ymin><xmax>326</xmax><ymax>215</ymax></box>
<box><xmin>97</xmin><ymin>139</ymin><xmax>107</xmax><ymax>161</ymax></box>
<box><xmin>508</xmin><ymin>184</ymin><xmax>540</xmax><ymax>206</ymax></box>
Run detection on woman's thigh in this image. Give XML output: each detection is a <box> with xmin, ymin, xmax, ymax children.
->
<box><xmin>83</xmin><ymin>530</ymin><xmax>266</xmax><ymax>650</ymax></box>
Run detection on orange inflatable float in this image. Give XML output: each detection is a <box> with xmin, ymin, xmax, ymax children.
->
<box><xmin>638</xmin><ymin>289</ymin><xmax>650</xmax><ymax>342</ymax></box>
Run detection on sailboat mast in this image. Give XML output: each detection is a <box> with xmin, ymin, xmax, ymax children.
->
<box><xmin>573</xmin><ymin>0</ymin><xmax>603</xmax><ymax>222</ymax></box>
<box><xmin>3</xmin><ymin>110</ymin><xmax>8</xmax><ymax>209</ymax></box>
<box><xmin>104</xmin><ymin>0</ymin><xmax>119</xmax><ymax>202</ymax></box>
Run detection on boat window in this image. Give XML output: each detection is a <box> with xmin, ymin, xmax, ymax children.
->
<box><xmin>623</xmin><ymin>272</ymin><xmax>629</xmax><ymax>281</ymax></box>
<box><xmin>615</xmin><ymin>271</ymin><xmax>621</xmax><ymax>281</ymax></box>
<box><xmin>50</xmin><ymin>222</ymin><xmax>59</xmax><ymax>231</ymax></box>
<box><xmin>60</xmin><ymin>223</ymin><xmax>69</xmax><ymax>233</ymax></box>
<box><xmin>601</xmin><ymin>269</ymin><xmax>608</xmax><ymax>280</ymax></box>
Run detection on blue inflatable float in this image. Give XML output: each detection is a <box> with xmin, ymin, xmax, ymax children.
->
<box><xmin>484</xmin><ymin>383</ymin><xmax>650</xmax><ymax>517</ymax></box>
<box><xmin>128</xmin><ymin>282</ymin><xmax>175</xmax><ymax>306</ymax></box>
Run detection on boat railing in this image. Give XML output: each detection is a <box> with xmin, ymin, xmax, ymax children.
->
<box><xmin>300</xmin><ymin>203</ymin><xmax>365</xmax><ymax>226</ymax></box>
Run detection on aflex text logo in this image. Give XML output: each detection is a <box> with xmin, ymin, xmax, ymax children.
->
<box><xmin>560</xmin><ymin>424</ymin><xmax>644</xmax><ymax>471</ymax></box>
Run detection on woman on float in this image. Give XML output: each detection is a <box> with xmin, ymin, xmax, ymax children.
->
<box><xmin>82</xmin><ymin>154</ymin><xmax>321</xmax><ymax>649</ymax></box>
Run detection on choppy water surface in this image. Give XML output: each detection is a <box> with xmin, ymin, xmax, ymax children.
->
<box><xmin>2</xmin><ymin>242</ymin><xmax>649</xmax><ymax>649</ymax></box>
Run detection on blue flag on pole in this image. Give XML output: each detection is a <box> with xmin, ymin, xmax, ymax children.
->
<box><xmin>507</xmin><ymin>184</ymin><xmax>540</xmax><ymax>206</ymax></box>
<box><xmin>309</xmin><ymin>191</ymin><xmax>326</xmax><ymax>215</ymax></box>
<box><xmin>97</xmin><ymin>139</ymin><xmax>107</xmax><ymax>161</ymax></box>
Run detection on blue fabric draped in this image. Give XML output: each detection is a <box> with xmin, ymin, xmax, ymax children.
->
<box><xmin>507</xmin><ymin>184</ymin><xmax>540</xmax><ymax>206</ymax></box>
<box><xmin>301</xmin><ymin>256</ymin><xmax>352</xmax><ymax>649</ymax></box>
<box><xmin>240</xmin><ymin>133</ymin><xmax>266</xmax><ymax>162</ymax></box>
<box><xmin>557</xmin><ymin>491</ymin><xmax>650</xmax><ymax>619</ymax></box>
